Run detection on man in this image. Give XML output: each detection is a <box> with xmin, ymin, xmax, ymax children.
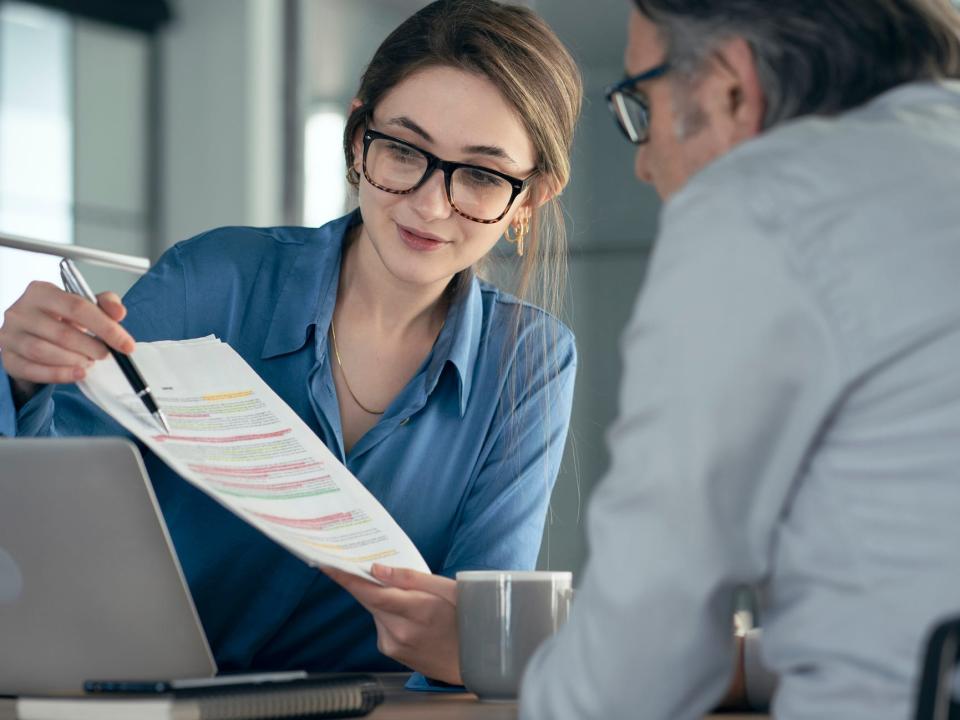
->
<box><xmin>520</xmin><ymin>1</ymin><xmax>960</xmax><ymax>718</ymax></box>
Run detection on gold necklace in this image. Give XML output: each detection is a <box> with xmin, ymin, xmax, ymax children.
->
<box><xmin>329</xmin><ymin>321</ymin><xmax>385</xmax><ymax>415</ymax></box>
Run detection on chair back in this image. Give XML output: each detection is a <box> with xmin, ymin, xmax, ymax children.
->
<box><xmin>915</xmin><ymin>615</ymin><xmax>960</xmax><ymax>720</ymax></box>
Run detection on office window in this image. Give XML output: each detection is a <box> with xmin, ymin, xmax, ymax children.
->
<box><xmin>0</xmin><ymin>2</ymin><xmax>73</xmax><ymax>313</ymax></box>
<box><xmin>303</xmin><ymin>105</ymin><xmax>347</xmax><ymax>228</ymax></box>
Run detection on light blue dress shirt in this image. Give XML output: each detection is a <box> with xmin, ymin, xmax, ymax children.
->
<box><xmin>521</xmin><ymin>81</ymin><xmax>960</xmax><ymax>719</ymax></box>
<box><xmin>0</xmin><ymin>210</ymin><xmax>577</xmax><ymax>673</ymax></box>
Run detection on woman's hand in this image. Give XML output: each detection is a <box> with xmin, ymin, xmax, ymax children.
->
<box><xmin>323</xmin><ymin>563</ymin><xmax>461</xmax><ymax>685</ymax></box>
<box><xmin>0</xmin><ymin>280</ymin><xmax>134</xmax><ymax>406</ymax></box>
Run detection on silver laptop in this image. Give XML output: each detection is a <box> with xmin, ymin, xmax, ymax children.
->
<box><xmin>0</xmin><ymin>438</ymin><xmax>216</xmax><ymax>694</ymax></box>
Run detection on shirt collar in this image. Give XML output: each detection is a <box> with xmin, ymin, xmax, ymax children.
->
<box><xmin>422</xmin><ymin>271</ymin><xmax>483</xmax><ymax>417</ymax></box>
<box><xmin>260</xmin><ymin>211</ymin><xmax>357</xmax><ymax>360</ymax></box>
<box><xmin>261</xmin><ymin>210</ymin><xmax>483</xmax><ymax>417</ymax></box>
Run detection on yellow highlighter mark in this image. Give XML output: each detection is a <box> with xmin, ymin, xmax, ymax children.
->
<box><xmin>202</xmin><ymin>390</ymin><xmax>254</xmax><ymax>402</ymax></box>
<box><xmin>303</xmin><ymin>541</ymin><xmax>346</xmax><ymax>551</ymax></box>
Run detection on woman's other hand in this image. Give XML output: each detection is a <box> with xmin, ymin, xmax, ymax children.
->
<box><xmin>0</xmin><ymin>280</ymin><xmax>134</xmax><ymax>406</ymax></box>
<box><xmin>323</xmin><ymin>563</ymin><xmax>461</xmax><ymax>685</ymax></box>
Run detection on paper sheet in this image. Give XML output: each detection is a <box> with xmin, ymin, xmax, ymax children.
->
<box><xmin>78</xmin><ymin>335</ymin><xmax>429</xmax><ymax>580</ymax></box>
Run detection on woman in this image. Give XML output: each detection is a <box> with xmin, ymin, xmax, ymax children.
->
<box><xmin>0</xmin><ymin>0</ymin><xmax>582</xmax><ymax>685</ymax></box>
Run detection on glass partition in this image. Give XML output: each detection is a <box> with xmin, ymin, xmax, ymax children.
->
<box><xmin>0</xmin><ymin>1</ymin><xmax>73</xmax><ymax>312</ymax></box>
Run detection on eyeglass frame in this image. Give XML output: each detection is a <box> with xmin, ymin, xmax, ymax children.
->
<box><xmin>604</xmin><ymin>61</ymin><xmax>671</xmax><ymax>145</ymax></box>
<box><xmin>361</xmin><ymin>128</ymin><xmax>535</xmax><ymax>224</ymax></box>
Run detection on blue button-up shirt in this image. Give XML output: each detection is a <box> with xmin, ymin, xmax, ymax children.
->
<box><xmin>0</xmin><ymin>211</ymin><xmax>576</xmax><ymax>672</ymax></box>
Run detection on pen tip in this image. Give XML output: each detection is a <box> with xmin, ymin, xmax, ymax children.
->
<box><xmin>155</xmin><ymin>411</ymin><xmax>171</xmax><ymax>435</ymax></box>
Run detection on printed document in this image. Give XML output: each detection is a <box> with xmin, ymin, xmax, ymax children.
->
<box><xmin>78</xmin><ymin>335</ymin><xmax>429</xmax><ymax>580</ymax></box>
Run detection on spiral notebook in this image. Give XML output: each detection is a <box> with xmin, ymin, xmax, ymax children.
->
<box><xmin>0</xmin><ymin>673</ymin><xmax>383</xmax><ymax>720</ymax></box>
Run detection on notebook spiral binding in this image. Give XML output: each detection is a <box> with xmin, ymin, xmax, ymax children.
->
<box><xmin>190</xmin><ymin>676</ymin><xmax>384</xmax><ymax>719</ymax></box>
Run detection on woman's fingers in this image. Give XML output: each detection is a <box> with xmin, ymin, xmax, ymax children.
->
<box><xmin>35</xmin><ymin>283</ymin><xmax>134</xmax><ymax>353</ymax></box>
<box><xmin>321</xmin><ymin>568</ymin><xmax>384</xmax><ymax>613</ymax></box>
<box><xmin>323</xmin><ymin>566</ymin><xmax>436</xmax><ymax>617</ymax></box>
<box><xmin>0</xmin><ymin>281</ymin><xmax>135</xmax><ymax>391</ymax></box>
<box><xmin>3</xmin><ymin>328</ymin><xmax>94</xmax><ymax>369</ymax></box>
<box><xmin>371</xmin><ymin>564</ymin><xmax>457</xmax><ymax>604</ymax></box>
<box><xmin>348</xmin><ymin>580</ymin><xmax>432</xmax><ymax>617</ymax></box>
<box><xmin>322</xmin><ymin>566</ymin><xmax>378</xmax><ymax>592</ymax></box>
<box><xmin>0</xmin><ymin>348</ymin><xmax>90</xmax><ymax>385</ymax></box>
<box><xmin>96</xmin><ymin>291</ymin><xmax>127</xmax><ymax>322</ymax></box>
<box><xmin>14</xmin><ymin>308</ymin><xmax>111</xmax><ymax>363</ymax></box>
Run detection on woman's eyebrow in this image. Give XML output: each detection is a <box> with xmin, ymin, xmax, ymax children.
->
<box><xmin>462</xmin><ymin>143</ymin><xmax>518</xmax><ymax>166</ymax></box>
<box><xmin>385</xmin><ymin>115</ymin><xmax>519</xmax><ymax>166</ymax></box>
<box><xmin>386</xmin><ymin>115</ymin><xmax>434</xmax><ymax>142</ymax></box>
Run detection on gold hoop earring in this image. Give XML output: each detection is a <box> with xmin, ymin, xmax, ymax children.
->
<box><xmin>508</xmin><ymin>215</ymin><xmax>528</xmax><ymax>257</ymax></box>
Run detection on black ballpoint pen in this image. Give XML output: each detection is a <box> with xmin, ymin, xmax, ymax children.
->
<box><xmin>59</xmin><ymin>258</ymin><xmax>171</xmax><ymax>434</ymax></box>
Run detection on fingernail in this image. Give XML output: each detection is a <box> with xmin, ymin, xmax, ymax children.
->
<box><xmin>84</xmin><ymin>360</ymin><xmax>94</xmax><ymax>369</ymax></box>
<box><xmin>73</xmin><ymin>367</ymin><xmax>86</xmax><ymax>380</ymax></box>
<box><xmin>372</xmin><ymin>564</ymin><xmax>392</xmax><ymax>580</ymax></box>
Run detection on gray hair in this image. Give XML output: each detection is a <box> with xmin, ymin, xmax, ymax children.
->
<box><xmin>632</xmin><ymin>0</ymin><xmax>960</xmax><ymax>129</ymax></box>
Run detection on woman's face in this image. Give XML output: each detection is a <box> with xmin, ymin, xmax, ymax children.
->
<box><xmin>352</xmin><ymin>65</ymin><xmax>539</xmax><ymax>290</ymax></box>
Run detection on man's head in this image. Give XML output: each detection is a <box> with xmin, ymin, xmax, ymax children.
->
<box><xmin>618</xmin><ymin>0</ymin><xmax>960</xmax><ymax>199</ymax></box>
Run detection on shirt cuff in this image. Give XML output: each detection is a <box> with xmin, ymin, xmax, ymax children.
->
<box><xmin>13</xmin><ymin>381</ymin><xmax>56</xmax><ymax>437</ymax></box>
<box><xmin>743</xmin><ymin>628</ymin><xmax>778</xmax><ymax>710</ymax></box>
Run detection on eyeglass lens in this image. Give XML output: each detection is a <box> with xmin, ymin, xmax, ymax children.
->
<box><xmin>365</xmin><ymin>137</ymin><xmax>515</xmax><ymax>221</ymax></box>
<box><xmin>611</xmin><ymin>92</ymin><xmax>650</xmax><ymax>144</ymax></box>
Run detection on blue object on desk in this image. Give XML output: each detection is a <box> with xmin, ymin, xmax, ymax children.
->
<box><xmin>405</xmin><ymin>672</ymin><xmax>467</xmax><ymax>693</ymax></box>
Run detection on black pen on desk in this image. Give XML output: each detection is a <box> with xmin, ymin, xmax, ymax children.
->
<box><xmin>59</xmin><ymin>258</ymin><xmax>171</xmax><ymax>435</ymax></box>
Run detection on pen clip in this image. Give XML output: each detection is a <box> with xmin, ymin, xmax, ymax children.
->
<box><xmin>60</xmin><ymin>258</ymin><xmax>97</xmax><ymax>303</ymax></box>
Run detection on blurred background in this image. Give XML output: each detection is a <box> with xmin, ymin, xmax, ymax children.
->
<box><xmin>0</xmin><ymin>0</ymin><xmax>662</xmax><ymax>577</ymax></box>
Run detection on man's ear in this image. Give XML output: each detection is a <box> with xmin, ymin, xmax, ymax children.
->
<box><xmin>709</xmin><ymin>36</ymin><xmax>765</xmax><ymax>142</ymax></box>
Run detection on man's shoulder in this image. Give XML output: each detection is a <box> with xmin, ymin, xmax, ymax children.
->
<box><xmin>686</xmin><ymin>81</ymin><xmax>960</xmax><ymax>221</ymax></box>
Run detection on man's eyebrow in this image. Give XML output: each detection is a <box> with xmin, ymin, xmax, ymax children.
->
<box><xmin>384</xmin><ymin>115</ymin><xmax>519</xmax><ymax>166</ymax></box>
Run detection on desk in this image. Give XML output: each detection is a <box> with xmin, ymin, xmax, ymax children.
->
<box><xmin>368</xmin><ymin>674</ymin><xmax>768</xmax><ymax>719</ymax></box>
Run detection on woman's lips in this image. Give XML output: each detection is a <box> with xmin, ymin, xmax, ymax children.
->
<box><xmin>397</xmin><ymin>224</ymin><xmax>449</xmax><ymax>252</ymax></box>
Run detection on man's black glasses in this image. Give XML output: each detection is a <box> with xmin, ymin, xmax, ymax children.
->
<box><xmin>605</xmin><ymin>62</ymin><xmax>671</xmax><ymax>145</ymax></box>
